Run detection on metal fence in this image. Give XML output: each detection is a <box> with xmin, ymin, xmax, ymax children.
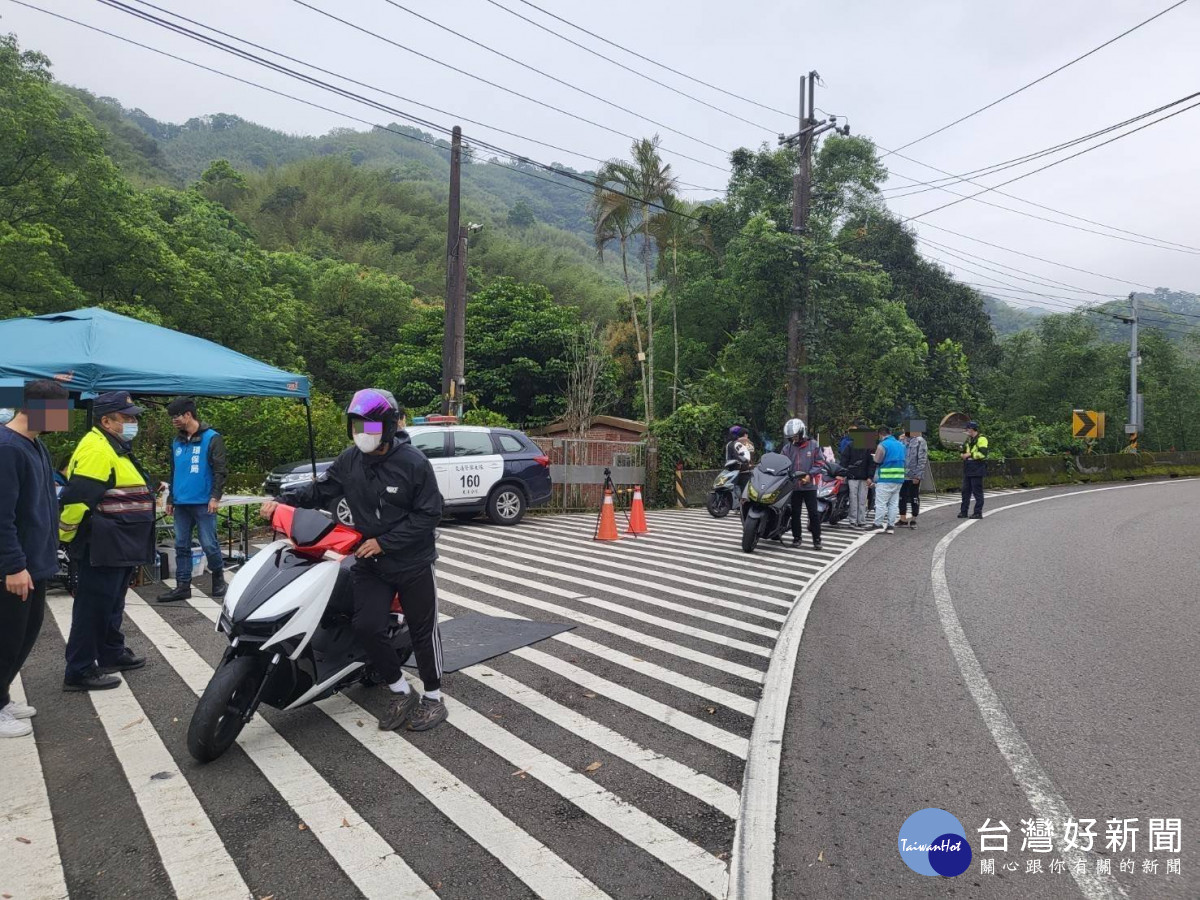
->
<box><xmin>530</xmin><ymin>436</ymin><xmax>652</xmax><ymax>511</ymax></box>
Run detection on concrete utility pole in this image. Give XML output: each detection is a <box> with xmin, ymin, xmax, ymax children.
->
<box><xmin>1126</xmin><ymin>291</ymin><xmax>1142</xmax><ymax>451</ymax></box>
<box><xmin>442</xmin><ymin>126</ymin><xmax>463</xmax><ymax>416</ymax></box>
<box><xmin>778</xmin><ymin>72</ymin><xmax>848</xmax><ymax>421</ymax></box>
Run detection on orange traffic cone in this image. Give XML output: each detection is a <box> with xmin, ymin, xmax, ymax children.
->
<box><xmin>626</xmin><ymin>485</ymin><xmax>649</xmax><ymax>535</ymax></box>
<box><xmin>595</xmin><ymin>488</ymin><xmax>620</xmax><ymax>541</ymax></box>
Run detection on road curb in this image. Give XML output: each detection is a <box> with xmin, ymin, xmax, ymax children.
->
<box><xmin>728</xmin><ymin>530</ymin><xmax>875</xmax><ymax>900</ymax></box>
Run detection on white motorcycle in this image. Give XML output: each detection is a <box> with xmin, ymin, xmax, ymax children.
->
<box><xmin>187</xmin><ymin>505</ymin><xmax>412</xmax><ymax>762</ymax></box>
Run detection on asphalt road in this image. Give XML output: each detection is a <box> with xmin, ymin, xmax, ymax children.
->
<box><xmin>776</xmin><ymin>479</ymin><xmax>1199</xmax><ymax>899</ymax></box>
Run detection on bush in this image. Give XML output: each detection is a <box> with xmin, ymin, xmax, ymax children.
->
<box><xmin>648</xmin><ymin>402</ymin><xmax>735</xmax><ymax>502</ymax></box>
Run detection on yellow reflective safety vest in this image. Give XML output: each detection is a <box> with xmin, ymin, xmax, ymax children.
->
<box><xmin>60</xmin><ymin>427</ymin><xmax>156</xmax><ymax>566</ymax></box>
<box><xmin>963</xmin><ymin>434</ymin><xmax>989</xmax><ymax>477</ymax></box>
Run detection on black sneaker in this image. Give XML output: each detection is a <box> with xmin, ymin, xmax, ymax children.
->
<box><xmin>63</xmin><ymin>670</ymin><xmax>122</xmax><ymax>692</ymax></box>
<box><xmin>956</xmin><ymin>513</ymin><xmax>968</xmax><ymax>519</ymax></box>
<box><xmin>969</xmin><ymin>513</ymin><xmax>983</xmax><ymax>520</ymax></box>
<box><xmin>377</xmin><ymin>690</ymin><xmax>419</xmax><ymax>731</ymax></box>
<box><xmin>791</xmin><ymin>537</ymin><xmax>803</xmax><ymax>546</ymax></box>
<box><xmin>813</xmin><ymin>541</ymin><xmax>823</xmax><ymax>551</ymax></box>
<box><xmin>98</xmin><ymin>649</ymin><xmax>146</xmax><ymax>674</ymax></box>
<box><xmin>156</xmin><ymin>583</ymin><xmax>192</xmax><ymax>603</ymax></box>
<box><xmin>909</xmin><ymin>520</ymin><xmax>918</xmax><ymax>529</ymax></box>
<box><xmin>884</xmin><ymin>526</ymin><xmax>895</xmax><ymax>535</ymax></box>
<box><xmin>407</xmin><ymin>696</ymin><xmax>448</xmax><ymax>732</ymax></box>
<box><xmin>210</xmin><ymin>572</ymin><xmax>228</xmax><ymax>599</ymax></box>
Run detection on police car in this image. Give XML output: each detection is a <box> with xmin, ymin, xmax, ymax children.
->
<box><xmin>263</xmin><ymin>416</ymin><xmax>553</xmax><ymax>526</ymax></box>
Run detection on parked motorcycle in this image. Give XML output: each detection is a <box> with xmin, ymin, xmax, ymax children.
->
<box><xmin>739</xmin><ymin>452</ymin><xmax>796</xmax><ymax>553</ymax></box>
<box><xmin>706</xmin><ymin>460</ymin><xmax>744</xmax><ymax>518</ymax></box>
<box><xmin>816</xmin><ymin>459</ymin><xmax>850</xmax><ymax>526</ymax></box>
<box><xmin>187</xmin><ymin>504</ymin><xmax>412</xmax><ymax>763</ymax></box>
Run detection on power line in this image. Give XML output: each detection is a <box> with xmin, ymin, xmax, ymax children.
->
<box><xmin>482</xmin><ymin>0</ymin><xmax>778</xmax><ymax>134</ymax></box>
<box><xmin>30</xmin><ymin>0</ymin><xmax>706</xmax><ymax>224</ymax></box>
<box><xmin>506</xmin><ymin>0</ymin><xmax>795</xmax><ymax>120</ymax></box>
<box><xmin>285</xmin><ymin>0</ymin><xmax>732</xmax><ymax>173</ymax></box>
<box><xmin>917</xmin><ymin>239</ymin><xmax>1123</xmax><ymax>298</ymax></box>
<box><xmin>376</xmin><ymin>0</ymin><xmax>733</xmax><ymax>158</ymax></box>
<box><xmin>884</xmin><ymin>0</ymin><xmax>1193</xmax><ymax>156</ymax></box>
<box><xmin>903</xmin><ymin>91</ymin><xmax>1200</xmax><ymax>228</ymax></box>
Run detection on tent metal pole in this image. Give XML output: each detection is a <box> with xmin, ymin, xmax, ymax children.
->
<box><xmin>304</xmin><ymin>398</ymin><xmax>318</xmax><ymax>478</ymax></box>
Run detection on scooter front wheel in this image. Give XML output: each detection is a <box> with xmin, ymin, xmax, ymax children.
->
<box><xmin>741</xmin><ymin>514</ymin><xmax>761</xmax><ymax>553</ymax></box>
<box><xmin>187</xmin><ymin>655</ymin><xmax>266</xmax><ymax>763</ymax></box>
<box><xmin>707</xmin><ymin>491</ymin><xmax>733</xmax><ymax>518</ymax></box>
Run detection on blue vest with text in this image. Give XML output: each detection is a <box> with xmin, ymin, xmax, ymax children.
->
<box><xmin>173</xmin><ymin>429</ymin><xmax>217</xmax><ymax>505</ymax></box>
<box><xmin>876</xmin><ymin>436</ymin><xmax>907</xmax><ymax>483</ymax></box>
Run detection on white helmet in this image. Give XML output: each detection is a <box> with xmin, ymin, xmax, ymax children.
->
<box><xmin>783</xmin><ymin>418</ymin><xmax>806</xmax><ymax>440</ymax></box>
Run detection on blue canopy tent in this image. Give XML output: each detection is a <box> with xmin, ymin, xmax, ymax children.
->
<box><xmin>0</xmin><ymin>307</ymin><xmax>318</xmax><ymax>469</ymax></box>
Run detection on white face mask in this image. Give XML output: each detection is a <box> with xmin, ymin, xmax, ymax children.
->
<box><xmin>0</xmin><ymin>408</ymin><xmax>13</xmax><ymax>425</ymax></box>
<box><xmin>121</xmin><ymin>422</ymin><xmax>139</xmax><ymax>441</ymax></box>
<box><xmin>354</xmin><ymin>432</ymin><xmax>382</xmax><ymax>453</ymax></box>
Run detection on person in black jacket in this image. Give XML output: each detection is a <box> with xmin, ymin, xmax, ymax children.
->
<box><xmin>262</xmin><ymin>389</ymin><xmax>447</xmax><ymax>732</ymax></box>
<box><xmin>839</xmin><ymin>428</ymin><xmax>876</xmax><ymax>529</ymax></box>
<box><xmin>0</xmin><ymin>380</ymin><xmax>70</xmax><ymax>737</ymax></box>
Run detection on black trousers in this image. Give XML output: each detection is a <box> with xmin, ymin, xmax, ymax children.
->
<box><xmin>900</xmin><ymin>480</ymin><xmax>921</xmax><ymax>517</ymax></box>
<box><xmin>791</xmin><ymin>490</ymin><xmax>821</xmax><ymax>543</ymax></box>
<box><xmin>64</xmin><ymin>556</ymin><xmax>133</xmax><ymax>681</ymax></box>
<box><xmin>351</xmin><ymin>561</ymin><xmax>443</xmax><ymax>691</ymax></box>
<box><xmin>1</xmin><ymin>581</ymin><xmax>47</xmax><ymax>708</ymax></box>
<box><xmin>960</xmin><ymin>476</ymin><xmax>984</xmax><ymax>516</ymax></box>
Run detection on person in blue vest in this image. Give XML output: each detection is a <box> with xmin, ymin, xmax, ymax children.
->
<box><xmin>157</xmin><ymin>397</ymin><xmax>228</xmax><ymax>602</ymax></box>
<box><xmin>870</xmin><ymin>425</ymin><xmax>906</xmax><ymax>534</ymax></box>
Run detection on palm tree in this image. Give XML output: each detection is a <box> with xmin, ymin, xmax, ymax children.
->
<box><xmin>592</xmin><ymin>136</ymin><xmax>677</xmax><ymax>422</ymax></box>
<box><xmin>592</xmin><ymin>195</ymin><xmax>649</xmax><ymax>417</ymax></box>
<box><xmin>650</xmin><ymin>197</ymin><xmax>713</xmax><ymax>412</ymax></box>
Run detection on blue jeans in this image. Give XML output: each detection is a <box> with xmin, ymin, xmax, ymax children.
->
<box><xmin>873</xmin><ymin>482</ymin><xmax>902</xmax><ymax>528</ymax></box>
<box><xmin>64</xmin><ymin>556</ymin><xmax>131</xmax><ymax>680</ymax></box>
<box><xmin>173</xmin><ymin>504</ymin><xmax>223</xmax><ymax>583</ymax></box>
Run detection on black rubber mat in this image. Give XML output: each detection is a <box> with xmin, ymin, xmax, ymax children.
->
<box><xmin>402</xmin><ymin>614</ymin><xmax>574</xmax><ymax>673</ymax></box>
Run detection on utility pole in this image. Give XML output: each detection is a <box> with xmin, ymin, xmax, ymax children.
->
<box><xmin>779</xmin><ymin>72</ymin><xmax>848</xmax><ymax>421</ymax></box>
<box><xmin>1126</xmin><ymin>291</ymin><xmax>1142</xmax><ymax>451</ymax></box>
<box><xmin>442</xmin><ymin>126</ymin><xmax>463</xmax><ymax>416</ymax></box>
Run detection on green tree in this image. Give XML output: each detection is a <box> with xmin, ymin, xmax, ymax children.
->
<box><xmin>195</xmin><ymin>159</ymin><xmax>249</xmax><ymax>209</ymax></box>
<box><xmin>506</xmin><ymin>200</ymin><xmax>535</xmax><ymax>229</ymax></box>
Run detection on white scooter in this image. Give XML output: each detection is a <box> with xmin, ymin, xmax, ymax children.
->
<box><xmin>187</xmin><ymin>504</ymin><xmax>412</xmax><ymax>762</ymax></box>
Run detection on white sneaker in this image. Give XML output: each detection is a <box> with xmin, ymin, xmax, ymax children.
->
<box><xmin>0</xmin><ymin>709</ymin><xmax>33</xmax><ymax>738</ymax></box>
<box><xmin>3</xmin><ymin>700</ymin><xmax>36</xmax><ymax>719</ymax></box>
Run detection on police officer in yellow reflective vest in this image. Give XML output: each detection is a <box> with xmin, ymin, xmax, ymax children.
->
<box><xmin>59</xmin><ymin>392</ymin><xmax>155</xmax><ymax>691</ymax></box>
<box><xmin>958</xmin><ymin>421</ymin><xmax>989</xmax><ymax>520</ymax></box>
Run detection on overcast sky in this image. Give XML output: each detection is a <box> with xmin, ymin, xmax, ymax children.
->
<box><xmin>4</xmin><ymin>0</ymin><xmax>1198</xmax><ymax>310</ymax></box>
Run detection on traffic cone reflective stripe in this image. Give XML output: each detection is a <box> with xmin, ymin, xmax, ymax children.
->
<box><xmin>595</xmin><ymin>488</ymin><xmax>620</xmax><ymax>541</ymax></box>
<box><xmin>627</xmin><ymin>485</ymin><xmax>649</xmax><ymax>535</ymax></box>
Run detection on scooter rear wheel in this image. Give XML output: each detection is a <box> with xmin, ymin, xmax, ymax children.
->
<box><xmin>707</xmin><ymin>491</ymin><xmax>733</xmax><ymax>518</ymax></box>
<box><xmin>187</xmin><ymin>655</ymin><xmax>266</xmax><ymax>763</ymax></box>
<box><xmin>741</xmin><ymin>515</ymin><xmax>761</xmax><ymax>553</ymax></box>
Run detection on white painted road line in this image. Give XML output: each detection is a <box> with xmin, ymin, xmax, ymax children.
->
<box><xmin>436</xmin><ymin>578</ymin><xmax>767</xmax><ymax>683</ymax></box>
<box><xmin>438</xmin><ymin>563</ymin><xmax>773</xmax><ymax>657</ymax></box>
<box><xmin>508</xmin><ymin>645</ymin><xmax>749</xmax><ymax>759</ymax></box>
<box><xmin>929</xmin><ymin>484</ymin><xmax>1178</xmax><ymax>900</ymax></box>
<box><xmin>440</xmin><ymin>546</ymin><xmax>783</xmax><ymax>637</ymax></box>
<box><xmin>445</xmin><ymin>532</ymin><xmax>789</xmax><ymax>625</ymax></box>
<box><xmin>728</xmin><ymin>532</ymin><xmax>872</xmax><ymax>900</ymax></box>
<box><xmin>0</xmin><ymin>674</ymin><xmax>68</xmax><ymax>900</ymax></box>
<box><xmin>440</xmin><ymin>589</ymin><xmax>757</xmax><ymax>715</ymax></box>
<box><xmin>463</xmin><ymin>664</ymin><xmax>741</xmax><ymax>818</ymax></box>
<box><xmin>441</xmin><ymin>695</ymin><xmax>730</xmax><ymax>899</ymax></box>
<box><xmin>46</xmin><ymin>597</ymin><xmax>250</xmax><ymax>900</ymax></box>
<box><xmin>123</xmin><ymin>597</ymin><xmax>438</xmax><ymax>900</ymax></box>
<box><xmin>462</xmin><ymin>527</ymin><xmax>797</xmax><ymax>605</ymax></box>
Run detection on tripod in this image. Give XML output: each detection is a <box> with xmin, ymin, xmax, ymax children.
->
<box><xmin>593</xmin><ymin>467</ymin><xmax>635</xmax><ymax>539</ymax></box>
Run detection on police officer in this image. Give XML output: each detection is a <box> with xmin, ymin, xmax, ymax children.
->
<box><xmin>157</xmin><ymin>397</ymin><xmax>229</xmax><ymax>602</ymax></box>
<box><xmin>261</xmin><ymin>389</ymin><xmax>446</xmax><ymax>732</ymax></box>
<box><xmin>958</xmin><ymin>421</ymin><xmax>989</xmax><ymax>519</ymax></box>
<box><xmin>60</xmin><ymin>392</ymin><xmax>154</xmax><ymax>691</ymax></box>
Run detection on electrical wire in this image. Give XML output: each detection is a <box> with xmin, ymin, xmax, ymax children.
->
<box><xmin>917</xmin><ymin>240</ymin><xmax>1124</xmax><ymax>298</ymax></box>
<box><xmin>481</xmin><ymin>0</ymin><xmax>780</xmax><ymax>134</ymax></box>
<box><xmin>904</xmin><ymin>91</ymin><xmax>1200</xmax><ymax>227</ymax></box>
<box><xmin>883</xmin><ymin>0</ymin><xmax>1193</xmax><ymax>156</ymax></box>
<box><xmin>376</xmin><ymin>0</ymin><xmax>733</xmax><ymax>158</ymax></box>
<box><xmin>285</xmin><ymin>0</ymin><xmax>731</xmax><ymax>173</ymax></box>
<box><xmin>507</xmin><ymin>0</ymin><xmax>795</xmax><ymax>120</ymax></box>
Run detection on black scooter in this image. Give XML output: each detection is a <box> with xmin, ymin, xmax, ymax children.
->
<box><xmin>739</xmin><ymin>452</ymin><xmax>796</xmax><ymax>553</ymax></box>
<box><xmin>706</xmin><ymin>461</ymin><xmax>745</xmax><ymax>518</ymax></box>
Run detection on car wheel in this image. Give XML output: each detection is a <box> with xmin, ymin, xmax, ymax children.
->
<box><xmin>487</xmin><ymin>485</ymin><xmax>526</xmax><ymax>526</ymax></box>
<box><xmin>332</xmin><ymin>497</ymin><xmax>354</xmax><ymax>527</ymax></box>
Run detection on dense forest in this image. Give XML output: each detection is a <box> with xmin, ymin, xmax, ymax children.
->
<box><xmin>3</xmin><ymin>35</ymin><xmax>1199</xmax><ymax>493</ymax></box>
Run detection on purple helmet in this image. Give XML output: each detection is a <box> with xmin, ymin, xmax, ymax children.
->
<box><xmin>729</xmin><ymin>425</ymin><xmax>744</xmax><ymax>438</ymax></box>
<box><xmin>346</xmin><ymin>388</ymin><xmax>401</xmax><ymax>443</ymax></box>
